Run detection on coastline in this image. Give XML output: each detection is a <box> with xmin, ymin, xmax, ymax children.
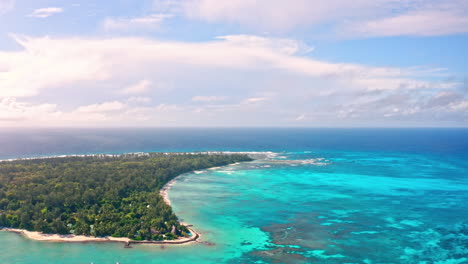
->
<box><xmin>1</xmin><ymin>228</ymin><xmax>130</xmax><ymax>243</ymax></box>
<box><xmin>1</xmin><ymin>171</ymin><xmax>201</xmax><ymax>246</ymax></box>
<box><xmin>0</xmin><ymin>152</ymin><xmax>261</xmax><ymax>245</ymax></box>
<box><xmin>1</xmin><ymin>226</ymin><xmax>200</xmax><ymax>245</ymax></box>
<box><xmin>160</xmin><ymin>177</ymin><xmax>178</xmax><ymax>207</ymax></box>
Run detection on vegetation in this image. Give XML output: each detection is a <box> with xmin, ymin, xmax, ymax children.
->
<box><xmin>0</xmin><ymin>153</ymin><xmax>252</xmax><ymax>240</ymax></box>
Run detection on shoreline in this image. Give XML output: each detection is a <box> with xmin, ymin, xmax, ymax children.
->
<box><xmin>0</xmin><ymin>157</ymin><xmax>258</xmax><ymax>246</ymax></box>
<box><xmin>1</xmin><ymin>226</ymin><xmax>200</xmax><ymax>245</ymax></box>
<box><xmin>1</xmin><ymin>228</ymin><xmax>130</xmax><ymax>243</ymax></box>
<box><xmin>1</xmin><ymin>171</ymin><xmax>201</xmax><ymax>246</ymax></box>
<box><xmin>160</xmin><ymin>177</ymin><xmax>178</xmax><ymax>207</ymax></box>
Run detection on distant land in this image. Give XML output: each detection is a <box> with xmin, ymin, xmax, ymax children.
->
<box><xmin>0</xmin><ymin>153</ymin><xmax>252</xmax><ymax>244</ymax></box>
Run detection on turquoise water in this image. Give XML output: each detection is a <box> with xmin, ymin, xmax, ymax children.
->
<box><xmin>1</xmin><ymin>129</ymin><xmax>468</xmax><ymax>263</ymax></box>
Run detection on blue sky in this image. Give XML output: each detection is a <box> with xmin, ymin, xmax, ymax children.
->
<box><xmin>0</xmin><ymin>0</ymin><xmax>467</xmax><ymax>127</ymax></box>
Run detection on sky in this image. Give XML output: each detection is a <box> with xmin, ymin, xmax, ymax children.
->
<box><xmin>0</xmin><ymin>0</ymin><xmax>467</xmax><ymax>127</ymax></box>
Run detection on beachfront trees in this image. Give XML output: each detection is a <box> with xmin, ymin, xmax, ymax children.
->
<box><xmin>0</xmin><ymin>153</ymin><xmax>252</xmax><ymax>240</ymax></box>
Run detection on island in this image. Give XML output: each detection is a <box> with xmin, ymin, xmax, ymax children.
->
<box><xmin>0</xmin><ymin>152</ymin><xmax>252</xmax><ymax>244</ymax></box>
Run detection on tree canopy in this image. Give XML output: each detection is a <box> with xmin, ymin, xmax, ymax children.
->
<box><xmin>0</xmin><ymin>153</ymin><xmax>252</xmax><ymax>240</ymax></box>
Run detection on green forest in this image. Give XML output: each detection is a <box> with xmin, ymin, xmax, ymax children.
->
<box><xmin>0</xmin><ymin>153</ymin><xmax>252</xmax><ymax>240</ymax></box>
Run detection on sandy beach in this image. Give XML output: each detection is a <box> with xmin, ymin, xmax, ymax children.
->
<box><xmin>160</xmin><ymin>177</ymin><xmax>179</xmax><ymax>206</ymax></box>
<box><xmin>2</xmin><ymin>228</ymin><xmax>131</xmax><ymax>243</ymax></box>
<box><xmin>2</xmin><ymin>226</ymin><xmax>200</xmax><ymax>245</ymax></box>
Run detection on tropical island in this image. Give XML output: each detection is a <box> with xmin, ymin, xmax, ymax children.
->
<box><xmin>0</xmin><ymin>152</ymin><xmax>252</xmax><ymax>243</ymax></box>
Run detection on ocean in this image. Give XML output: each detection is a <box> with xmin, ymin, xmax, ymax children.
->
<box><xmin>0</xmin><ymin>128</ymin><xmax>467</xmax><ymax>264</ymax></box>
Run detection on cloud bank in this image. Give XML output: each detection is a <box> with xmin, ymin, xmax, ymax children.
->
<box><xmin>0</xmin><ymin>34</ymin><xmax>465</xmax><ymax>127</ymax></box>
<box><xmin>154</xmin><ymin>0</ymin><xmax>468</xmax><ymax>37</ymax></box>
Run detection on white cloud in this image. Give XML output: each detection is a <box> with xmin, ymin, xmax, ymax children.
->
<box><xmin>2</xmin><ymin>34</ymin><xmax>436</xmax><ymax>98</ymax></box>
<box><xmin>159</xmin><ymin>0</ymin><xmax>468</xmax><ymax>37</ymax></box>
<box><xmin>340</xmin><ymin>10</ymin><xmax>468</xmax><ymax>37</ymax></box>
<box><xmin>127</xmin><ymin>96</ymin><xmax>152</xmax><ymax>104</ymax></box>
<box><xmin>0</xmin><ymin>0</ymin><xmax>14</xmax><ymax>15</ymax></box>
<box><xmin>75</xmin><ymin>101</ymin><xmax>126</xmax><ymax>113</ymax></box>
<box><xmin>121</xmin><ymin>80</ymin><xmax>152</xmax><ymax>94</ymax></box>
<box><xmin>241</xmin><ymin>97</ymin><xmax>267</xmax><ymax>104</ymax></box>
<box><xmin>29</xmin><ymin>7</ymin><xmax>63</xmax><ymax>18</ymax></box>
<box><xmin>0</xmin><ymin>97</ymin><xmax>58</xmax><ymax>122</ymax></box>
<box><xmin>179</xmin><ymin>0</ymin><xmax>359</xmax><ymax>31</ymax></box>
<box><xmin>102</xmin><ymin>14</ymin><xmax>172</xmax><ymax>31</ymax></box>
<box><xmin>295</xmin><ymin>114</ymin><xmax>306</xmax><ymax>121</ymax></box>
<box><xmin>0</xmin><ymin>35</ymin><xmax>108</xmax><ymax>97</ymax></box>
<box><xmin>451</xmin><ymin>101</ymin><xmax>468</xmax><ymax>111</ymax></box>
<box><xmin>155</xmin><ymin>103</ymin><xmax>181</xmax><ymax>112</ymax></box>
<box><xmin>192</xmin><ymin>96</ymin><xmax>226</xmax><ymax>102</ymax></box>
<box><xmin>0</xmin><ymin>98</ymin><xmax>152</xmax><ymax>126</ymax></box>
<box><xmin>0</xmin><ymin>34</ymin><xmax>464</xmax><ymax>127</ymax></box>
<box><xmin>216</xmin><ymin>35</ymin><xmax>313</xmax><ymax>55</ymax></box>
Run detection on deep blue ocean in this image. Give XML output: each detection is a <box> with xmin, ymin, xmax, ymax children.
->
<box><xmin>0</xmin><ymin>128</ymin><xmax>467</xmax><ymax>264</ymax></box>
